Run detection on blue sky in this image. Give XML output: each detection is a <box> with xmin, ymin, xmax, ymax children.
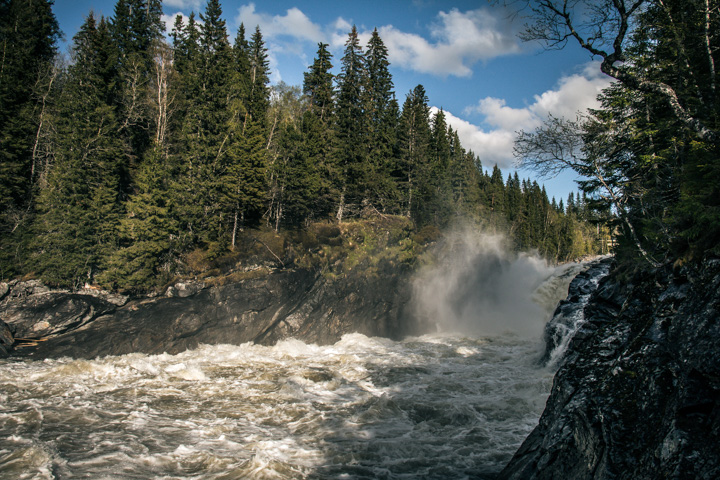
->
<box><xmin>52</xmin><ymin>0</ymin><xmax>612</xmax><ymax>203</ymax></box>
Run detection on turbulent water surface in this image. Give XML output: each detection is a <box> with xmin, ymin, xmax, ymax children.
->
<box><xmin>1</xmin><ymin>333</ymin><xmax>556</xmax><ymax>479</ymax></box>
<box><xmin>0</xmin><ymin>234</ymin><xmax>589</xmax><ymax>479</ymax></box>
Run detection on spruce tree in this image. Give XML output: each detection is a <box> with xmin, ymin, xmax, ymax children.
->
<box><xmin>505</xmin><ymin>172</ymin><xmax>524</xmax><ymax>243</ymax></box>
<box><xmin>334</xmin><ymin>26</ymin><xmax>366</xmax><ymax>221</ymax></box>
<box><xmin>232</xmin><ymin>23</ymin><xmax>251</xmax><ymax>121</ymax></box>
<box><xmin>362</xmin><ymin>29</ymin><xmax>398</xmax><ymax>212</ymax></box>
<box><xmin>301</xmin><ymin>42</ymin><xmax>336</xmax><ymax>220</ymax></box>
<box><xmin>172</xmin><ymin>0</ymin><xmax>236</xmax><ymax>252</ymax></box>
<box><xmin>246</xmin><ymin>26</ymin><xmax>270</xmax><ymax>126</ymax></box>
<box><xmin>266</xmin><ymin>84</ymin><xmax>318</xmax><ymax>229</ymax></box>
<box><xmin>32</xmin><ymin>14</ymin><xmax>125</xmax><ymax>287</ymax></box>
<box><xmin>0</xmin><ymin>0</ymin><xmax>60</xmax><ymax>202</ymax></box>
<box><xmin>0</xmin><ymin>0</ymin><xmax>60</xmax><ymax>276</ymax></box>
<box><xmin>228</xmin><ymin>24</ymin><xmax>269</xmax><ymax>239</ymax></box>
<box><xmin>397</xmin><ymin>85</ymin><xmax>431</xmax><ymax>221</ymax></box>
<box><xmin>420</xmin><ymin>109</ymin><xmax>452</xmax><ymax>225</ymax></box>
<box><xmin>111</xmin><ymin>0</ymin><xmax>165</xmax><ymax>179</ymax></box>
<box><xmin>304</xmin><ymin>43</ymin><xmax>334</xmax><ymax>122</ymax></box>
<box><xmin>488</xmin><ymin>165</ymin><xmax>507</xmax><ymax>218</ymax></box>
<box><xmin>101</xmin><ymin>145</ymin><xmax>178</xmax><ymax>291</ymax></box>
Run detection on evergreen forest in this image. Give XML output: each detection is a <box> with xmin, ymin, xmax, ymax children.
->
<box><xmin>0</xmin><ymin>0</ymin><xmax>608</xmax><ymax>291</ymax></box>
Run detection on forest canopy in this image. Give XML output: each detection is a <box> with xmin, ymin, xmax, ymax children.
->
<box><xmin>0</xmin><ymin>0</ymin><xmax>608</xmax><ymax>290</ymax></box>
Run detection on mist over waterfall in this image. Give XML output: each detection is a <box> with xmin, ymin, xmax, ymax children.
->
<box><xmin>413</xmin><ymin>227</ymin><xmax>584</xmax><ymax>339</ymax></box>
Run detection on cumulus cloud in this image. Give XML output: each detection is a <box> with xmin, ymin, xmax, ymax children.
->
<box><xmin>231</xmin><ymin>4</ymin><xmax>521</xmax><ymax>78</ymax></box>
<box><xmin>467</xmin><ymin>97</ymin><xmax>539</xmax><ymax>132</ymax></box>
<box><xmin>443</xmin><ymin>63</ymin><xmax>612</xmax><ymax>169</ymax></box>
<box><xmin>374</xmin><ymin>7</ymin><xmax>522</xmax><ymax>77</ymax></box>
<box><xmin>435</xmin><ymin>107</ymin><xmax>518</xmax><ymax>169</ymax></box>
<box><xmin>161</xmin><ymin>12</ymin><xmax>191</xmax><ymax>36</ymax></box>
<box><xmin>529</xmin><ymin>63</ymin><xmax>610</xmax><ymax>119</ymax></box>
<box><xmin>236</xmin><ymin>3</ymin><xmax>324</xmax><ymax>43</ymax></box>
<box><xmin>163</xmin><ymin>0</ymin><xmax>202</xmax><ymax>10</ymax></box>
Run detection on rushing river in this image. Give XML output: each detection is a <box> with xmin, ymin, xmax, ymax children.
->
<box><xmin>0</xmin><ymin>233</ymin><xmax>590</xmax><ymax>479</ymax></box>
<box><xmin>1</xmin><ymin>334</ymin><xmax>554</xmax><ymax>480</ymax></box>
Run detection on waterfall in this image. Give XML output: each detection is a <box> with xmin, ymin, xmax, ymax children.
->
<box><xmin>542</xmin><ymin>257</ymin><xmax>613</xmax><ymax>368</ymax></box>
<box><xmin>412</xmin><ymin>228</ymin><xmax>587</xmax><ymax>339</ymax></box>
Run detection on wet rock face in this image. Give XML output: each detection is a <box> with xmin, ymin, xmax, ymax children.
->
<box><xmin>2</xmin><ymin>263</ymin><xmax>416</xmax><ymax>360</ymax></box>
<box><xmin>541</xmin><ymin>257</ymin><xmax>613</xmax><ymax>367</ymax></box>
<box><xmin>500</xmin><ymin>258</ymin><xmax>720</xmax><ymax>480</ymax></box>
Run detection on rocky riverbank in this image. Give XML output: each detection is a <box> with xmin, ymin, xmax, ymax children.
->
<box><xmin>0</xmin><ymin>262</ymin><xmax>421</xmax><ymax>359</ymax></box>
<box><xmin>0</xmin><ymin>218</ymin><xmax>432</xmax><ymax>359</ymax></box>
<box><xmin>500</xmin><ymin>257</ymin><xmax>720</xmax><ymax>479</ymax></box>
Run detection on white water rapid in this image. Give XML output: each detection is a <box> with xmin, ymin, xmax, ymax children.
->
<box><xmin>0</xmin><ymin>233</ymin><xmax>589</xmax><ymax>480</ymax></box>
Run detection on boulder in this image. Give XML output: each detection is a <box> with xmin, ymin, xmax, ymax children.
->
<box><xmin>1</xmin><ymin>287</ymin><xmax>118</xmax><ymax>340</ymax></box>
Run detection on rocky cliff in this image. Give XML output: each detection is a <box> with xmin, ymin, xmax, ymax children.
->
<box><xmin>500</xmin><ymin>258</ymin><xmax>720</xmax><ymax>479</ymax></box>
<box><xmin>0</xmin><ymin>262</ymin><xmax>420</xmax><ymax>360</ymax></box>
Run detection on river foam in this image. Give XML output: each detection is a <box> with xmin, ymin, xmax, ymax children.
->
<box><xmin>1</xmin><ymin>332</ymin><xmax>555</xmax><ymax>479</ymax></box>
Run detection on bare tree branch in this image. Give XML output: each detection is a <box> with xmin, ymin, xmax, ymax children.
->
<box><xmin>516</xmin><ymin>0</ymin><xmax>719</xmax><ymax>143</ymax></box>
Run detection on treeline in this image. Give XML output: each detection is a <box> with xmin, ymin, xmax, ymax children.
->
<box><xmin>0</xmin><ymin>0</ymin><xmax>605</xmax><ymax>291</ymax></box>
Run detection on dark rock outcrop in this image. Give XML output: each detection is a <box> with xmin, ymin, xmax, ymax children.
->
<box><xmin>540</xmin><ymin>257</ymin><xmax>613</xmax><ymax>366</ymax></box>
<box><xmin>2</xmin><ymin>262</ymin><xmax>417</xmax><ymax>360</ymax></box>
<box><xmin>500</xmin><ymin>258</ymin><xmax>720</xmax><ymax>479</ymax></box>
<box><xmin>0</xmin><ymin>319</ymin><xmax>13</xmax><ymax>357</ymax></box>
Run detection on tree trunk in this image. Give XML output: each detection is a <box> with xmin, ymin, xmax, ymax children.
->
<box><xmin>336</xmin><ymin>188</ymin><xmax>345</xmax><ymax>224</ymax></box>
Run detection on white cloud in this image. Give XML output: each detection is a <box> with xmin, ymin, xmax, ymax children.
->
<box><xmin>466</xmin><ymin>97</ymin><xmax>539</xmax><ymax>132</ymax></box>
<box><xmin>376</xmin><ymin>7</ymin><xmax>522</xmax><ymax>77</ymax></box>
<box><xmin>163</xmin><ymin>0</ymin><xmax>202</xmax><ymax>10</ymax></box>
<box><xmin>443</xmin><ymin>63</ymin><xmax>613</xmax><ymax>169</ymax></box>
<box><xmin>161</xmin><ymin>12</ymin><xmax>190</xmax><ymax>36</ymax></box>
<box><xmin>326</xmin><ymin>18</ymin><xmax>350</xmax><ymax>51</ymax></box>
<box><xmin>236</xmin><ymin>3</ymin><xmax>324</xmax><ymax>43</ymax></box>
<box><xmin>231</xmin><ymin>4</ymin><xmax>521</xmax><ymax>78</ymax></box>
<box><xmin>530</xmin><ymin>63</ymin><xmax>610</xmax><ymax>120</ymax></box>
